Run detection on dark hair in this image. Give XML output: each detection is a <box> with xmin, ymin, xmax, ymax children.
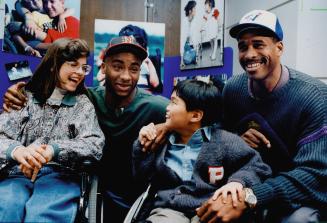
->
<box><xmin>205</xmin><ymin>0</ymin><xmax>215</xmax><ymax>8</ymax></box>
<box><xmin>26</xmin><ymin>38</ymin><xmax>90</xmax><ymax>103</ymax></box>
<box><xmin>184</xmin><ymin>1</ymin><xmax>196</xmax><ymax>17</ymax></box>
<box><xmin>119</xmin><ymin>25</ymin><xmax>148</xmax><ymax>49</ymax></box>
<box><xmin>173</xmin><ymin>79</ymin><xmax>222</xmax><ymax>126</ymax></box>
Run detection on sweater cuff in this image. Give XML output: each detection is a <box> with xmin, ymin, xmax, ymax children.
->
<box><xmin>251</xmin><ymin>183</ymin><xmax>275</xmax><ymax>207</ymax></box>
<box><xmin>49</xmin><ymin>143</ymin><xmax>60</xmax><ymax>161</ymax></box>
<box><xmin>6</xmin><ymin>143</ymin><xmax>22</xmax><ymax>162</ymax></box>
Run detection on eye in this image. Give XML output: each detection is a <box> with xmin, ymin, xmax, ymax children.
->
<box><xmin>111</xmin><ymin>64</ymin><xmax>123</xmax><ymax>71</ymax></box>
<box><xmin>253</xmin><ymin>43</ymin><xmax>264</xmax><ymax>49</ymax></box>
<box><xmin>238</xmin><ymin>44</ymin><xmax>247</xmax><ymax>52</ymax></box>
<box><xmin>82</xmin><ymin>65</ymin><xmax>91</xmax><ymax>74</ymax></box>
<box><xmin>129</xmin><ymin>66</ymin><xmax>140</xmax><ymax>74</ymax></box>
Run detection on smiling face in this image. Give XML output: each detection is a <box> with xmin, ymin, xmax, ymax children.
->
<box><xmin>238</xmin><ymin>32</ymin><xmax>283</xmax><ymax>81</ymax></box>
<box><xmin>57</xmin><ymin>57</ymin><xmax>86</xmax><ymax>92</ymax></box>
<box><xmin>102</xmin><ymin>52</ymin><xmax>141</xmax><ymax>98</ymax></box>
<box><xmin>165</xmin><ymin>91</ymin><xmax>193</xmax><ymax>133</ymax></box>
<box><xmin>43</xmin><ymin>0</ymin><xmax>65</xmax><ymax>18</ymax></box>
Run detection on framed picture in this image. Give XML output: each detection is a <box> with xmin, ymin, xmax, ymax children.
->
<box><xmin>0</xmin><ymin>0</ymin><xmax>5</xmax><ymax>40</ymax></box>
<box><xmin>94</xmin><ymin>19</ymin><xmax>165</xmax><ymax>94</ymax></box>
<box><xmin>2</xmin><ymin>0</ymin><xmax>81</xmax><ymax>57</ymax></box>
<box><xmin>180</xmin><ymin>0</ymin><xmax>225</xmax><ymax>70</ymax></box>
<box><xmin>5</xmin><ymin>60</ymin><xmax>32</xmax><ymax>81</ymax></box>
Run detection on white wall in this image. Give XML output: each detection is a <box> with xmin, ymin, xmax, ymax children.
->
<box><xmin>224</xmin><ymin>0</ymin><xmax>327</xmax><ymax>83</ymax></box>
<box><xmin>296</xmin><ymin>0</ymin><xmax>327</xmax><ymax>80</ymax></box>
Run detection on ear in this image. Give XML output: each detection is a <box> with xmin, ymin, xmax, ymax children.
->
<box><xmin>100</xmin><ymin>62</ymin><xmax>106</xmax><ymax>73</ymax></box>
<box><xmin>190</xmin><ymin>110</ymin><xmax>203</xmax><ymax>123</ymax></box>
<box><xmin>276</xmin><ymin>41</ymin><xmax>284</xmax><ymax>56</ymax></box>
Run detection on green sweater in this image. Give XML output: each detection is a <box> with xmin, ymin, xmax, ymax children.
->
<box><xmin>86</xmin><ymin>86</ymin><xmax>168</xmax><ymax>205</ymax></box>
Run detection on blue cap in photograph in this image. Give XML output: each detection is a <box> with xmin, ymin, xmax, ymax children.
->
<box><xmin>230</xmin><ymin>10</ymin><xmax>283</xmax><ymax>41</ymax></box>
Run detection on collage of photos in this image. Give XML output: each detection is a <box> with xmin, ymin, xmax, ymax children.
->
<box><xmin>94</xmin><ymin>19</ymin><xmax>165</xmax><ymax>93</ymax></box>
<box><xmin>2</xmin><ymin>0</ymin><xmax>81</xmax><ymax>57</ymax></box>
<box><xmin>180</xmin><ymin>0</ymin><xmax>225</xmax><ymax>70</ymax></box>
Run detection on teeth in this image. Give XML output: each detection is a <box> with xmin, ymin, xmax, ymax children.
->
<box><xmin>247</xmin><ymin>63</ymin><xmax>260</xmax><ymax>68</ymax></box>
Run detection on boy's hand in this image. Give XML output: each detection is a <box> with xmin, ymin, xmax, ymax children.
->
<box><xmin>3</xmin><ymin>82</ymin><xmax>27</xmax><ymax>112</ymax></box>
<box><xmin>212</xmin><ymin>182</ymin><xmax>243</xmax><ymax>207</ymax></box>
<box><xmin>241</xmin><ymin>128</ymin><xmax>271</xmax><ymax>149</ymax></box>
<box><xmin>57</xmin><ymin>15</ymin><xmax>67</xmax><ymax>33</ymax></box>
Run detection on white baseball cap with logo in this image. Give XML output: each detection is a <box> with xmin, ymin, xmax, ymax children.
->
<box><xmin>230</xmin><ymin>10</ymin><xmax>283</xmax><ymax>41</ymax></box>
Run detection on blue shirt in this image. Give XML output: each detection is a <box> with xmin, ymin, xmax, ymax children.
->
<box><xmin>165</xmin><ymin>127</ymin><xmax>211</xmax><ymax>181</ymax></box>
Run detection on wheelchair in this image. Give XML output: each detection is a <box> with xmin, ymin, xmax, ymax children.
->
<box><xmin>76</xmin><ymin>161</ymin><xmax>104</xmax><ymax>223</ymax></box>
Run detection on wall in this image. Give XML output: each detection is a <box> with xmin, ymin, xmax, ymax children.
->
<box><xmin>296</xmin><ymin>0</ymin><xmax>327</xmax><ymax>83</ymax></box>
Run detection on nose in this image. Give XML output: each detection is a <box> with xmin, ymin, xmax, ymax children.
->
<box><xmin>120</xmin><ymin>68</ymin><xmax>131</xmax><ymax>81</ymax></box>
<box><xmin>244</xmin><ymin>46</ymin><xmax>257</xmax><ymax>59</ymax></box>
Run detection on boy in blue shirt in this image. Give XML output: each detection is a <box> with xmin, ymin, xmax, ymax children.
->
<box><xmin>132</xmin><ymin>79</ymin><xmax>271</xmax><ymax>222</ymax></box>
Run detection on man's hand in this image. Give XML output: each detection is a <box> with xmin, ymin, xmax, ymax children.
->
<box><xmin>139</xmin><ymin>123</ymin><xmax>157</xmax><ymax>152</ymax></box>
<box><xmin>3</xmin><ymin>82</ymin><xmax>27</xmax><ymax>112</ymax></box>
<box><xmin>241</xmin><ymin>128</ymin><xmax>271</xmax><ymax>149</ymax></box>
<box><xmin>212</xmin><ymin>182</ymin><xmax>243</xmax><ymax>207</ymax></box>
<box><xmin>141</xmin><ymin>122</ymin><xmax>169</xmax><ymax>152</ymax></box>
<box><xmin>197</xmin><ymin>193</ymin><xmax>247</xmax><ymax>223</ymax></box>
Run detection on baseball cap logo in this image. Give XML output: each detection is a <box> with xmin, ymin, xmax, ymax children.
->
<box><xmin>244</xmin><ymin>12</ymin><xmax>263</xmax><ymax>22</ymax></box>
<box><xmin>122</xmin><ymin>36</ymin><xmax>135</xmax><ymax>44</ymax></box>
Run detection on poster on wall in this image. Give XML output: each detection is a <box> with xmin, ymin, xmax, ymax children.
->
<box><xmin>2</xmin><ymin>0</ymin><xmax>81</xmax><ymax>57</ymax></box>
<box><xmin>180</xmin><ymin>0</ymin><xmax>225</xmax><ymax>70</ymax></box>
<box><xmin>0</xmin><ymin>0</ymin><xmax>5</xmax><ymax>40</ymax></box>
<box><xmin>5</xmin><ymin>60</ymin><xmax>33</xmax><ymax>81</ymax></box>
<box><xmin>94</xmin><ymin>19</ymin><xmax>165</xmax><ymax>94</ymax></box>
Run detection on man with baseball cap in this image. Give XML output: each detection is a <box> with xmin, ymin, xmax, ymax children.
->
<box><xmin>2</xmin><ymin>36</ymin><xmax>169</xmax><ymax>222</ymax></box>
<box><xmin>197</xmin><ymin>10</ymin><xmax>326</xmax><ymax>223</ymax></box>
<box><xmin>86</xmin><ymin>35</ymin><xmax>168</xmax><ymax>222</ymax></box>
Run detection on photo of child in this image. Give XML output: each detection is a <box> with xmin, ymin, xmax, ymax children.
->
<box><xmin>5</xmin><ymin>60</ymin><xmax>32</xmax><ymax>80</ymax></box>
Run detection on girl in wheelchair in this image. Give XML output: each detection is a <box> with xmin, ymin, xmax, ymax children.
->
<box><xmin>0</xmin><ymin>38</ymin><xmax>104</xmax><ymax>223</ymax></box>
<box><xmin>133</xmin><ymin>79</ymin><xmax>271</xmax><ymax>223</ymax></box>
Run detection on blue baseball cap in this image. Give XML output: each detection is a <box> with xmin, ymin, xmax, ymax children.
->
<box><xmin>230</xmin><ymin>10</ymin><xmax>283</xmax><ymax>41</ymax></box>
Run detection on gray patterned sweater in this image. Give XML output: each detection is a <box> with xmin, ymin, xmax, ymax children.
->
<box><xmin>0</xmin><ymin>91</ymin><xmax>105</xmax><ymax>173</ymax></box>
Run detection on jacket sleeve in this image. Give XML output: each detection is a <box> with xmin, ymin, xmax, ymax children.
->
<box><xmin>132</xmin><ymin>139</ymin><xmax>157</xmax><ymax>184</ymax></box>
<box><xmin>0</xmin><ymin>108</ymin><xmax>28</xmax><ymax>166</ymax></box>
<box><xmin>48</xmin><ymin>95</ymin><xmax>104</xmax><ymax>170</ymax></box>
<box><xmin>224</xmin><ymin>133</ymin><xmax>272</xmax><ymax>187</ymax></box>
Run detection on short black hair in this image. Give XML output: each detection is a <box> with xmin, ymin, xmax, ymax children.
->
<box><xmin>184</xmin><ymin>1</ymin><xmax>196</xmax><ymax>17</ymax></box>
<box><xmin>173</xmin><ymin>79</ymin><xmax>222</xmax><ymax>126</ymax></box>
<box><xmin>205</xmin><ymin>0</ymin><xmax>215</xmax><ymax>8</ymax></box>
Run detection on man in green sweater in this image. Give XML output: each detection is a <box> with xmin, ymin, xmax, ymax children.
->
<box><xmin>86</xmin><ymin>36</ymin><xmax>168</xmax><ymax>222</ymax></box>
<box><xmin>2</xmin><ymin>36</ymin><xmax>169</xmax><ymax>222</ymax></box>
<box><xmin>197</xmin><ymin>10</ymin><xmax>327</xmax><ymax>223</ymax></box>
